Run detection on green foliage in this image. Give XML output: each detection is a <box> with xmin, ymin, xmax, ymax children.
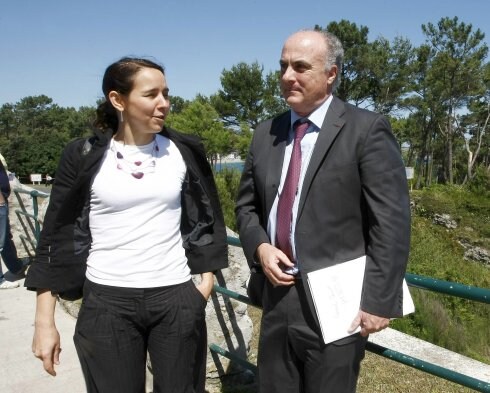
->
<box><xmin>317</xmin><ymin>21</ymin><xmax>415</xmax><ymax>114</ymax></box>
<box><xmin>214</xmin><ymin>168</ymin><xmax>242</xmax><ymax>231</ymax></box>
<box><xmin>169</xmin><ymin>95</ymin><xmax>190</xmax><ymax>114</ymax></box>
<box><xmin>466</xmin><ymin>165</ymin><xmax>490</xmax><ymax>196</ymax></box>
<box><xmin>0</xmin><ymin>96</ymin><xmax>95</xmax><ymax>180</ymax></box>
<box><xmin>210</xmin><ymin>61</ymin><xmax>287</xmax><ymax>130</ymax></box>
<box><xmin>166</xmin><ymin>98</ymin><xmax>232</xmax><ymax>165</ymax></box>
<box><xmin>412</xmin><ymin>185</ymin><xmax>490</xmax><ymax>248</ymax></box>
<box><xmin>316</xmin><ymin>20</ymin><xmax>372</xmax><ymax>106</ymax></box>
<box><xmin>234</xmin><ymin>123</ymin><xmax>253</xmax><ymax>160</ymax></box>
<box><xmin>421</xmin><ymin>17</ymin><xmax>488</xmax><ymax>184</ymax></box>
<box><xmin>392</xmin><ymin>186</ymin><xmax>490</xmax><ymax>363</ymax></box>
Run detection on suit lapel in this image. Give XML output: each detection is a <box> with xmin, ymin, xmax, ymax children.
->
<box><xmin>297</xmin><ymin>97</ymin><xmax>346</xmax><ymax>218</ymax></box>
<box><xmin>265</xmin><ymin>113</ymin><xmax>290</xmax><ymax>217</ymax></box>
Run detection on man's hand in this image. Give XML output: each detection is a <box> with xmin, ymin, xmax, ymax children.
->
<box><xmin>256</xmin><ymin>243</ymin><xmax>295</xmax><ymax>286</ymax></box>
<box><xmin>349</xmin><ymin>310</ymin><xmax>390</xmax><ymax>337</ymax></box>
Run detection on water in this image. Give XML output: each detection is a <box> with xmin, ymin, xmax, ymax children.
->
<box><xmin>214</xmin><ymin>161</ymin><xmax>244</xmax><ymax>172</ymax></box>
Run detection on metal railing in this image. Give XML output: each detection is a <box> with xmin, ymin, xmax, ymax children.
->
<box><xmin>211</xmin><ymin>236</ymin><xmax>490</xmax><ymax>393</ymax></box>
<box><xmin>12</xmin><ymin>188</ymin><xmax>49</xmax><ymax>256</ymax></box>
<box><xmin>12</xmin><ymin>191</ymin><xmax>490</xmax><ymax>391</ymax></box>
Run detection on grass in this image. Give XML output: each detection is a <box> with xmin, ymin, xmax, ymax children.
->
<box><xmin>400</xmin><ymin>186</ymin><xmax>490</xmax><ymax>363</ymax></box>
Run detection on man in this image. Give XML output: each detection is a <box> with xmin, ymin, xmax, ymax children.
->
<box><xmin>0</xmin><ymin>156</ymin><xmax>29</xmax><ymax>289</ymax></box>
<box><xmin>235</xmin><ymin>30</ymin><xmax>410</xmax><ymax>392</ymax></box>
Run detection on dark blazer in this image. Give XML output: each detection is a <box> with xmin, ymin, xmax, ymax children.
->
<box><xmin>25</xmin><ymin>127</ymin><xmax>228</xmax><ymax>300</ymax></box>
<box><xmin>236</xmin><ymin>96</ymin><xmax>410</xmax><ymax>318</ymax></box>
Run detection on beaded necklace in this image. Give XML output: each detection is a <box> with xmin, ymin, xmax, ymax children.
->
<box><xmin>110</xmin><ymin>137</ymin><xmax>159</xmax><ymax>179</ymax></box>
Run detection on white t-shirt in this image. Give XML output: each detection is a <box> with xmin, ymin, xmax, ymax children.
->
<box><xmin>86</xmin><ymin>134</ymin><xmax>191</xmax><ymax>288</ymax></box>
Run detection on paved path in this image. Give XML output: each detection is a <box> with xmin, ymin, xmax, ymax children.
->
<box><xmin>0</xmin><ymin>260</ymin><xmax>86</xmax><ymax>393</ymax></box>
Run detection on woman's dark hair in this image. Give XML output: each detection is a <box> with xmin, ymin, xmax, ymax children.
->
<box><xmin>94</xmin><ymin>57</ymin><xmax>165</xmax><ymax>131</ymax></box>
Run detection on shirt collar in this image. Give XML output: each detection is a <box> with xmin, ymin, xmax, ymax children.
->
<box><xmin>290</xmin><ymin>95</ymin><xmax>333</xmax><ymax>130</ymax></box>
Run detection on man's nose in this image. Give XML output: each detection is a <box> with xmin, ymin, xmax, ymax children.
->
<box><xmin>282</xmin><ymin>66</ymin><xmax>295</xmax><ymax>82</ymax></box>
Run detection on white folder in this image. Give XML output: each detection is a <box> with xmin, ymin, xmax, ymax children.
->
<box><xmin>306</xmin><ymin>255</ymin><xmax>415</xmax><ymax>344</ymax></box>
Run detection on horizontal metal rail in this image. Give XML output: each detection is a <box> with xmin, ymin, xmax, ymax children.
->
<box><xmin>13</xmin><ymin>188</ymin><xmax>50</xmax><ymax>198</ymax></box>
<box><xmin>367</xmin><ymin>342</ymin><xmax>490</xmax><ymax>392</ymax></box>
<box><xmin>209</xmin><ymin>344</ymin><xmax>257</xmax><ymax>374</ymax></box>
<box><xmin>218</xmin><ymin>236</ymin><xmax>490</xmax><ymax>391</ymax></box>
<box><xmin>213</xmin><ymin>284</ymin><xmax>257</xmax><ymax>306</ymax></box>
<box><xmin>227</xmin><ymin>236</ymin><xmax>490</xmax><ymax>304</ymax></box>
<box><xmin>405</xmin><ymin>273</ymin><xmax>490</xmax><ymax>304</ymax></box>
<box><xmin>213</xmin><ymin>284</ymin><xmax>490</xmax><ymax>392</ymax></box>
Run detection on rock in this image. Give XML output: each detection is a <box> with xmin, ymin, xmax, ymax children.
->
<box><xmin>432</xmin><ymin>213</ymin><xmax>458</xmax><ymax>229</ymax></box>
<box><xmin>464</xmin><ymin>246</ymin><xmax>490</xmax><ymax>266</ymax></box>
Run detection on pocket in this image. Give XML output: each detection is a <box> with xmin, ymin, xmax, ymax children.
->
<box><xmin>247</xmin><ymin>271</ymin><xmax>266</xmax><ymax>307</ymax></box>
<box><xmin>75</xmin><ymin>291</ymin><xmax>115</xmax><ymax>342</ymax></box>
<box><xmin>191</xmin><ymin>280</ymin><xmax>208</xmax><ymax>305</ymax></box>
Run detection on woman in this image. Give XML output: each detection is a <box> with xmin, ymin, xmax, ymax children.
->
<box><xmin>25</xmin><ymin>57</ymin><xmax>228</xmax><ymax>392</ymax></box>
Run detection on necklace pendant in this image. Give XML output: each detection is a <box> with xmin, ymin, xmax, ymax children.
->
<box><xmin>112</xmin><ymin>138</ymin><xmax>157</xmax><ymax>180</ymax></box>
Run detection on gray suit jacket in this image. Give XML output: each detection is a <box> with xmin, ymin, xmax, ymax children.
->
<box><xmin>235</xmin><ymin>96</ymin><xmax>410</xmax><ymax>318</ymax></box>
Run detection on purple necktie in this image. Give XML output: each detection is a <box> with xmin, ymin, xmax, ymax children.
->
<box><xmin>276</xmin><ymin>119</ymin><xmax>310</xmax><ymax>262</ymax></box>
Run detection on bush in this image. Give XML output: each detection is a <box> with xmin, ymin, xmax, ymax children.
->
<box><xmin>466</xmin><ymin>165</ymin><xmax>490</xmax><ymax>196</ymax></box>
<box><xmin>214</xmin><ymin>168</ymin><xmax>242</xmax><ymax>231</ymax></box>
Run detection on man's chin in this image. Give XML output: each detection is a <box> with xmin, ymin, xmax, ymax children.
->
<box><xmin>285</xmin><ymin>98</ymin><xmax>305</xmax><ymax>114</ymax></box>
<box><xmin>285</xmin><ymin>95</ymin><xmax>302</xmax><ymax>106</ymax></box>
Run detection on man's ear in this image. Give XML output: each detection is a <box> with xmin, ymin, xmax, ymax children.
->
<box><xmin>326</xmin><ymin>65</ymin><xmax>338</xmax><ymax>87</ymax></box>
<box><xmin>108</xmin><ymin>91</ymin><xmax>125</xmax><ymax>112</ymax></box>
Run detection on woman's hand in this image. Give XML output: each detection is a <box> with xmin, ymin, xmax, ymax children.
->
<box><xmin>32</xmin><ymin>323</ymin><xmax>61</xmax><ymax>376</ymax></box>
<box><xmin>33</xmin><ymin>289</ymin><xmax>60</xmax><ymax>376</ymax></box>
<box><xmin>195</xmin><ymin>272</ymin><xmax>214</xmax><ymax>300</ymax></box>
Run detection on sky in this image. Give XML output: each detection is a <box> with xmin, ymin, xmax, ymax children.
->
<box><xmin>1</xmin><ymin>0</ymin><xmax>489</xmax><ymax>109</ymax></box>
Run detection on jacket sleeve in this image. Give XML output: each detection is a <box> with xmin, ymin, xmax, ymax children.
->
<box><xmin>359</xmin><ymin>114</ymin><xmax>411</xmax><ymax>318</ymax></box>
<box><xmin>24</xmin><ymin>139</ymin><xmax>84</xmax><ymax>291</ymax></box>
<box><xmin>176</xmin><ymin>133</ymin><xmax>228</xmax><ymax>274</ymax></box>
<box><xmin>235</xmin><ymin>124</ymin><xmax>271</xmax><ymax>268</ymax></box>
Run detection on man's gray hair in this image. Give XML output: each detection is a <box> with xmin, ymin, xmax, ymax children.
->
<box><xmin>313</xmin><ymin>30</ymin><xmax>344</xmax><ymax>91</ymax></box>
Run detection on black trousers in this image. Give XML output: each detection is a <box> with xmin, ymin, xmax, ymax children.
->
<box><xmin>258</xmin><ymin>278</ymin><xmax>367</xmax><ymax>393</ymax></box>
<box><xmin>73</xmin><ymin>279</ymin><xmax>207</xmax><ymax>393</ymax></box>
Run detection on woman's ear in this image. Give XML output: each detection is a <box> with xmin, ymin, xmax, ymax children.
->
<box><xmin>108</xmin><ymin>91</ymin><xmax>125</xmax><ymax>112</ymax></box>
